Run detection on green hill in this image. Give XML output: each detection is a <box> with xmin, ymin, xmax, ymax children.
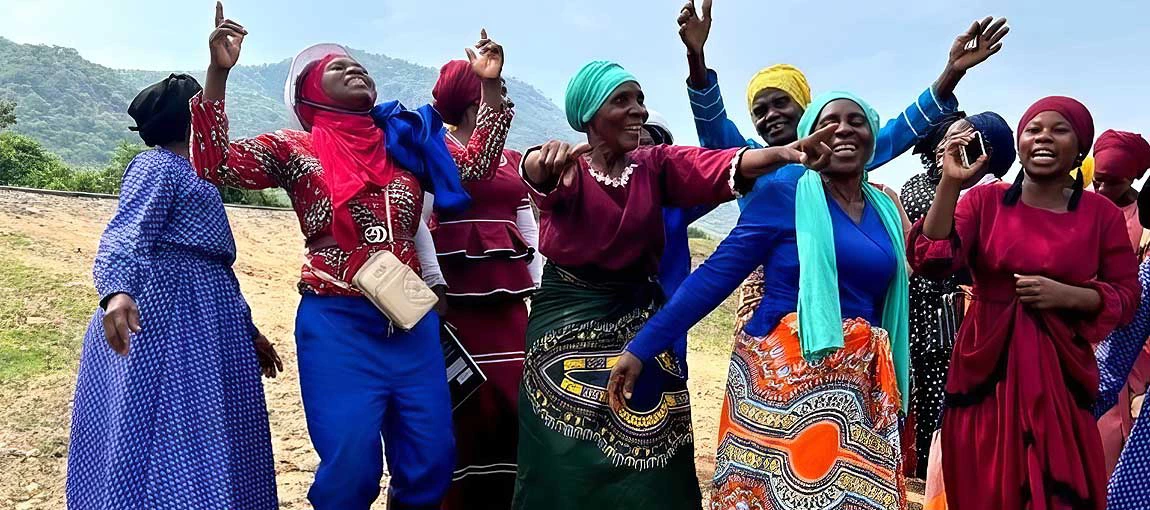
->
<box><xmin>0</xmin><ymin>37</ymin><xmax>578</xmax><ymax>165</ymax></box>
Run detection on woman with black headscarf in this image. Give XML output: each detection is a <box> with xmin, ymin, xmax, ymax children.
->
<box><xmin>65</xmin><ymin>73</ymin><xmax>281</xmax><ymax>509</ymax></box>
<box><xmin>899</xmin><ymin>110</ymin><xmax>1015</xmax><ymax>477</ymax></box>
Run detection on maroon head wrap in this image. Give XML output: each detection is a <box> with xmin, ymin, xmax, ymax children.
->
<box><xmin>1017</xmin><ymin>96</ymin><xmax>1095</xmax><ymax>157</ymax></box>
<box><xmin>1094</xmin><ymin>129</ymin><xmax>1150</xmax><ymax>181</ymax></box>
<box><xmin>432</xmin><ymin>60</ymin><xmax>481</xmax><ymax>126</ymax></box>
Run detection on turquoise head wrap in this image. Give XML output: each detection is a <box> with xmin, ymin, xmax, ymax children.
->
<box><xmin>793</xmin><ymin>91</ymin><xmax>910</xmax><ymax>412</ymax></box>
<box><xmin>564</xmin><ymin>60</ymin><xmax>639</xmax><ymax>132</ymax></box>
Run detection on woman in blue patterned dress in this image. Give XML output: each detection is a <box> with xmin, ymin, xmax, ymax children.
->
<box><xmin>65</xmin><ymin>74</ymin><xmax>282</xmax><ymax>509</ymax></box>
<box><xmin>1095</xmin><ymin>186</ymin><xmax>1150</xmax><ymax>509</ymax></box>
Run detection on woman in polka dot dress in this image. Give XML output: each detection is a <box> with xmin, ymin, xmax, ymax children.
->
<box><xmin>65</xmin><ymin>75</ymin><xmax>282</xmax><ymax>509</ymax></box>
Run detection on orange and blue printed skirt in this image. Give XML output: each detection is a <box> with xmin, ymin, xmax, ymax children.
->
<box><xmin>710</xmin><ymin>313</ymin><xmax>906</xmax><ymax>510</ymax></box>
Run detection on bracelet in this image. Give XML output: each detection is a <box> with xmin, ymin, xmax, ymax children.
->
<box><xmin>728</xmin><ymin>147</ymin><xmax>750</xmax><ymax>198</ymax></box>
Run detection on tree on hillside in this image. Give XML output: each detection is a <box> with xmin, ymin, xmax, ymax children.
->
<box><xmin>0</xmin><ymin>99</ymin><xmax>16</xmax><ymax>131</ymax></box>
<box><xmin>0</xmin><ymin>131</ymin><xmax>70</xmax><ymax>186</ymax></box>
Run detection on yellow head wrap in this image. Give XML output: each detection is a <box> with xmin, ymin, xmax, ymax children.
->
<box><xmin>746</xmin><ymin>64</ymin><xmax>812</xmax><ymax>113</ymax></box>
<box><xmin>1072</xmin><ymin>155</ymin><xmax>1095</xmax><ymax>185</ymax></box>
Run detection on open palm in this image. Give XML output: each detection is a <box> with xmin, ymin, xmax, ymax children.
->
<box><xmin>949</xmin><ymin>16</ymin><xmax>1009</xmax><ymax>72</ymax></box>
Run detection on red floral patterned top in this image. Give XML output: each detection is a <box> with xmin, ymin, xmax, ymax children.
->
<box><xmin>189</xmin><ymin>93</ymin><xmax>497</xmax><ymax>296</ymax></box>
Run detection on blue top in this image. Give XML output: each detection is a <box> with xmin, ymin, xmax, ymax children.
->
<box><xmin>1094</xmin><ymin>258</ymin><xmax>1150</xmax><ymax>418</ymax></box>
<box><xmin>631</xmin><ymin>166</ymin><xmax>897</xmax><ymax>361</ymax></box>
<box><xmin>685</xmin><ymin>69</ymin><xmax>958</xmax><ymax>210</ymax></box>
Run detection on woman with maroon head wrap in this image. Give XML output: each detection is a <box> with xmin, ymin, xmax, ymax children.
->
<box><xmin>429</xmin><ymin>31</ymin><xmax>538</xmax><ymax>510</ymax></box>
<box><xmin>188</xmin><ymin>3</ymin><xmax>468</xmax><ymax>509</ymax></box>
<box><xmin>1089</xmin><ymin>129</ymin><xmax>1150</xmax><ymax>477</ymax></box>
<box><xmin>909</xmin><ymin>96</ymin><xmax>1141</xmax><ymax>509</ymax></box>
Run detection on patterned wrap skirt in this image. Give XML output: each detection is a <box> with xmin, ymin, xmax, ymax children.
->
<box><xmin>513</xmin><ymin>264</ymin><xmax>701</xmax><ymax>509</ymax></box>
<box><xmin>711</xmin><ymin>313</ymin><xmax>905</xmax><ymax>510</ymax></box>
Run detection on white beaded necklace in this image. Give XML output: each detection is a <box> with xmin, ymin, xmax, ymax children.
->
<box><xmin>584</xmin><ymin>154</ymin><xmax>636</xmax><ymax>188</ymax></box>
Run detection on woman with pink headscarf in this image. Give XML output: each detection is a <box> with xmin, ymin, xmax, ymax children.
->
<box><xmin>187</xmin><ymin>4</ymin><xmax>475</xmax><ymax>509</ymax></box>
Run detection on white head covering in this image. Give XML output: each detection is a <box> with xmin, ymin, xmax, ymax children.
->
<box><xmin>643</xmin><ymin>109</ymin><xmax>674</xmax><ymax>144</ymax></box>
<box><xmin>283</xmin><ymin>43</ymin><xmax>351</xmax><ymax>129</ymax></box>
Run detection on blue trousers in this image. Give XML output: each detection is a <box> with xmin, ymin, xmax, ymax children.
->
<box><xmin>295</xmin><ymin>295</ymin><xmax>455</xmax><ymax>510</ymax></box>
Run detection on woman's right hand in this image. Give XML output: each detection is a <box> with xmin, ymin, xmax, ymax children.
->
<box><xmin>790</xmin><ymin>123</ymin><xmax>837</xmax><ymax>170</ymax></box>
<box><xmin>102</xmin><ymin>293</ymin><xmax>141</xmax><ymax>356</ymax></box>
<box><xmin>940</xmin><ymin>127</ymin><xmax>988</xmax><ymax>183</ymax></box>
<box><xmin>677</xmin><ymin>0</ymin><xmax>713</xmax><ymax>56</ymax></box>
<box><xmin>209</xmin><ymin>1</ymin><xmax>247</xmax><ymax>71</ymax></box>
<box><xmin>526</xmin><ymin>141</ymin><xmax>592</xmax><ymax>189</ymax></box>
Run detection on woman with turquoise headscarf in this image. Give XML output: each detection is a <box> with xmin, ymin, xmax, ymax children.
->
<box><xmin>514</xmin><ymin>60</ymin><xmax>835</xmax><ymax>509</ymax></box>
<box><xmin>612</xmin><ymin>91</ymin><xmax>911</xmax><ymax>509</ymax></box>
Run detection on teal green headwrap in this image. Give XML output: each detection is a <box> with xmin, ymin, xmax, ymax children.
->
<box><xmin>564</xmin><ymin>60</ymin><xmax>639</xmax><ymax>132</ymax></box>
<box><xmin>794</xmin><ymin>91</ymin><xmax>910</xmax><ymax>412</ymax></box>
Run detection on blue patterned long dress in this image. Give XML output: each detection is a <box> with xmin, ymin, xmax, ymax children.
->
<box><xmin>65</xmin><ymin>148</ymin><xmax>278</xmax><ymax>509</ymax></box>
<box><xmin>1095</xmin><ymin>257</ymin><xmax>1150</xmax><ymax>509</ymax></box>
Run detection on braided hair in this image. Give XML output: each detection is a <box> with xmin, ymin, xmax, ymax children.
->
<box><xmin>1003</xmin><ymin>154</ymin><xmax>1086</xmax><ymax>211</ymax></box>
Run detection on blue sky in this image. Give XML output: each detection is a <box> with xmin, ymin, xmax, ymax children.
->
<box><xmin>2</xmin><ymin>0</ymin><xmax>1148</xmax><ymax>189</ymax></box>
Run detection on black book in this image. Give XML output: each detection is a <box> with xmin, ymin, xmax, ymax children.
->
<box><xmin>440</xmin><ymin>321</ymin><xmax>486</xmax><ymax>411</ymax></box>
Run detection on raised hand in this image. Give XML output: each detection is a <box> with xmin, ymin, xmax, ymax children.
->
<box><xmin>209</xmin><ymin>1</ymin><xmax>247</xmax><ymax>71</ymax></box>
<box><xmin>102</xmin><ymin>293</ymin><xmax>141</xmax><ymax>356</ymax></box>
<box><xmin>677</xmin><ymin>0</ymin><xmax>713</xmax><ymax>56</ymax></box>
<box><xmin>465</xmin><ymin>29</ymin><xmax>504</xmax><ymax>81</ymax></box>
<box><xmin>793</xmin><ymin>123</ymin><xmax>837</xmax><ymax>171</ymax></box>
<box><xmin>948</xmin><ymin>16</ymin><xmax>1009</xmax><ymax>73</ymax></box>
<box><xmin>940</xmin><ymin>127</ymin><xmax>988</xmax><ymax>182</ymax></box>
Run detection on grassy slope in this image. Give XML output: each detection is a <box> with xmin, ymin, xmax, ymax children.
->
<box><xmin>0</xmin><ymin>233</ymin><xmax>92</xmax><ymax>382</ymax></box>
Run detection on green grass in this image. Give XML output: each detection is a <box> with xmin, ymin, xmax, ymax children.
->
<box><xmin>0</xmin><ymin>233</ymin><xmax>93</xmax><ymax>382</ymax></box>
<box><xmin>685</xmin><ymin>237</ymin><xmax>741</xmax><ymax>355</ymax></box>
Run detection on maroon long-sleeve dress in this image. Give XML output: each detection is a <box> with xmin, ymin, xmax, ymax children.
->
<box><xmin>908</xmin><ymin>182</ymin><xmax>1140</xmax><ymax>510</ymax></box>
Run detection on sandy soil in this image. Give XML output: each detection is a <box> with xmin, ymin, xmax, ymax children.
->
<box><xmin>0</xmin><ymin>189</ymin><xmax>732</xmax><ymax>509</ymax></box>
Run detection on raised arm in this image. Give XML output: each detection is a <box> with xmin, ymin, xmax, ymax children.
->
<box><xmin>677</xmin><ymin>0</ymin><xmax>756</xmax><ymax>150</ymax></box>
<box><xmin>868</xmin><ymin>17</ymin><xmax>1008</xmax><ymax>170</ymax></box>
<box><xmin>909</xmin><ymin>131</ymin><xmax>987</xmax><ymax>279</ymax></box>
<box><xmin>451</xmin><ymin>30</ymin><xmax>515</xmax><ymax>180</ymax></box>
<box><xmin>191</xmin><ymin>3</ymin><xmax>286</xmax><ymax>190</ymax></box>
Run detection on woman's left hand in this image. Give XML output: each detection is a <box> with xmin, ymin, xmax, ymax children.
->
<box><xmin>948</xmin><ymin>16</ymin><xmax>1009</xmax><ymax>73</ymax></box>
<box><xmin>466</xmin><ymin>29</ymin><xmax>504</xmax><ymax>81</ymax></box>
<box><xmin>1015</xmin><ymin>274</ymin><xmax>1097</xmax><ymax>311</ymax></box>
<box><xmin>254</xmin><ymin>333</ymin><xmax>284</xmax><ymax>378</ymax></box>
<box><xmin>607</xmin><ymin>352</ymin><xmax>644</xmax><ymax>412</ymax></box>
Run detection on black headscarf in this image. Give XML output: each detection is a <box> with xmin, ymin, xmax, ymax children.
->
<box><xmin>128</xmin><ymin>74</ymin><xmax>202</xmax><ymax>147</ymax></box>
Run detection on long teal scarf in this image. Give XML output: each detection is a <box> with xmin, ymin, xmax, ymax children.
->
<box><xmin>794</xmin><ymin>91</ymin><xmax>910</xmax><ymax>411</ymax></box>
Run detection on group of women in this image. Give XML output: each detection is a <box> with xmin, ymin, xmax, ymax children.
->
<box><xmin>61</xmin><ymin>1</ymin><xmax>1150</xmax><ymax>509</ymax></box>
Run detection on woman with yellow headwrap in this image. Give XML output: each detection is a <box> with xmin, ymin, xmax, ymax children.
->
<box><xmin>514</xmin><ymin>60</ymin><xmax>836</xmax><ymax>509</ymax></box>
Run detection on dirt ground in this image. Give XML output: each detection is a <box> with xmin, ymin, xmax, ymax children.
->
<box><xmin>0</xmin><ymin>189</ymin><xmax>733</xmax><ymax>509</ymax></box>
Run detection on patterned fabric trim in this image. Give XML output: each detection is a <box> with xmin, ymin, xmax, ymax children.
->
<box><xmin>521</xmin><ymin>307</ymin><xmax>694</xmax><ymax>470</ymax></box>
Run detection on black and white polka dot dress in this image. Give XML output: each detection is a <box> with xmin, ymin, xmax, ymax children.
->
<box><xmin>901</xmin><ymin>171</ymin><xmax>960</xmax><ymax>478</ymax></box>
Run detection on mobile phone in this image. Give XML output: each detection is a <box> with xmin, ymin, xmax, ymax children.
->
<box><xmin>962</xmin><ymin>132</ymin><xmax>986</xmax><ymax>168</ymax></box>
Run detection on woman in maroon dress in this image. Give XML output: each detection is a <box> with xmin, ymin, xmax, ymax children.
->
<box><xmin>429</xmin><ymin>34</ymin><xmax>540</xmax><ymax>509</ymax></box>
<box><xmin>909</xmin><ymin>96</ymin><xmax>1141</xmax><ymax>509</ymax></box>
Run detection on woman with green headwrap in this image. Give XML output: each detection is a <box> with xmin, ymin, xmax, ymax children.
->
<box><xmin>514</xmin><ymin>60</ymin><xmax>835</xmax><ymax>509</ymax></box>
<box><xmin>612</xmin><ymin>91</ymin><xmax>911</xmax><ymax>509</ymax></box>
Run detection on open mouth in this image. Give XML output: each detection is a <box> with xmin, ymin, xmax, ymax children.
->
<box><xmin>832</xmin><ymin>142</ymin><xmax>858</xmax><ymax>157</ymax></box>
<box><xmin>766</xmin><ymin>121</ymin><xmax>787</xmax><ymax>135</ymax></box>
<box><xmin>624</xmin><ymin>125</ymin><xmax>643</xmax><ymax>135</ymax></box>
<box><xmin>1030</xmin><ymin>147</ymin><xmax>1057</xmax><ymax>164</ymax></box>
<box><xmin>346</xmin><ymin>76</ymin><xmax>369</xmax><ymax>88</ymax></box>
